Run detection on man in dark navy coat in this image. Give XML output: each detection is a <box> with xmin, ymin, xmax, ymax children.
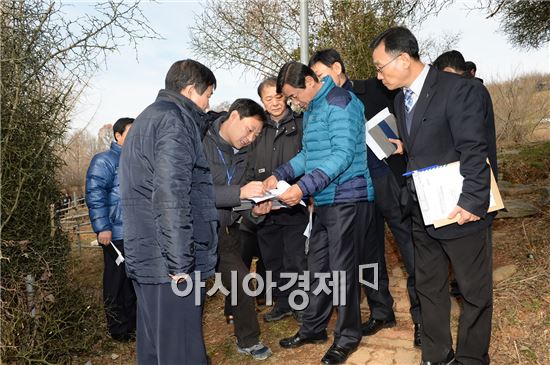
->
<box><xmin>370</xmin><ymin>27</ymin><xmax>493</xmax><ymax>365</ymax></box>
<box><xmin>119</xmin><ymin>59</ymin><xmax>218</xmax><ymax>365</ymax></box>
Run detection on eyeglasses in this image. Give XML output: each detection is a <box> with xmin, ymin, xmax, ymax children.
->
<box><xmin>375</xmin><ymin>53</ymin><xmax>402</xmax><ymax>74</ymax></box>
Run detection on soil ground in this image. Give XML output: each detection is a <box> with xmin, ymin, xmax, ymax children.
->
<box><xmin>72</xmin><ymin>144</ymin><xmax>550</xmax><ymax>365</ymax></box>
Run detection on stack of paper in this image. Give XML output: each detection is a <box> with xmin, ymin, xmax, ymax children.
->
<box><xmin>410</xmin><ymin>161</ymin><xmax>504</xmax><ymax>228</ymax></box>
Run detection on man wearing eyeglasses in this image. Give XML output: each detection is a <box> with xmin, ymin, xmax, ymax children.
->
<box><xmin>370</xmin><ymin>27</ymin><xmax>493</xmax><ymax>365</ymax></box>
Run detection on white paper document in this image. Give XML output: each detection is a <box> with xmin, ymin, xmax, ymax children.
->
<box><xmin>411</xmin><ymin>161</ymin><xmax>504</xmax><ymax>228</ymax></box>
<box><xmin>109</xmin><ymin>241</ymin><xmax>125</xmax><ymax>266</ymax></box>
<box><xmin>250</xmin><ymin>180</ymin><xmax>306</xmax><ymax>207</ymax></box>
<box><xmin>365</xmin><ymin>107</ymin><xmax>400</xmax><ymax>160</ymax></box>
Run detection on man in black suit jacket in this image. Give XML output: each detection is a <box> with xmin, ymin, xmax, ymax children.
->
<box><xmin>370</xmin><ymin>27</ymin><xmax>493</xmax><ymax>365</ymax></box>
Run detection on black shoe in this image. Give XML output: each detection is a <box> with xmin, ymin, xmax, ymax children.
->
<box><xmin>321</xmin><ymin>344</ymin><xmax>357</xmax><ymax>365</ymax></box>
<box><xmin>361</xmin><ymin>316</ymin><xmax>396</xmax><ymax>336</ymax></box>
<box><xmin>264</xmin><ymin>305</ymin><xmax>293</xmax><ymax>322</ymax></box>
<box><xmin>414</xmin><ymin>323</ymin><xmax>422</xmax><ymax>348</ymax></box>
<box><xmin>420</xmin><ymin>350</ymin><xmax>455</xmax><ymax>365</ymax></box>
<box><xmin>293</xmin><ymin>310</ymin><xmax>304</xmax><ymax>323</ymax></box>
<box><xmin>279</xmin><ymin>332</ymin><xmax>328</xmax><ymax>349</ymax></box>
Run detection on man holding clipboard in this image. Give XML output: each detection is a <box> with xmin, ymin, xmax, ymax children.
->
<box><xmin>370</xmin><ymin>27</ymin><xmax>494</xmax><ymax>365</ymax></box>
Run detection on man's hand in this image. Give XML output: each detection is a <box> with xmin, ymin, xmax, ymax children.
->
<box><xmin>263</xmin><ymin>175</ymin><xmax>278</xmax><ymax>190</ymax></box>
<box><xmin>448</xmin><ymin>205</ymin><xmax>480</xmax><ymax>225</ymax></box>
<box><xmin>252</xmin><ymin>200</ymin><xmax>272</xmax><ymax>216</ymax></box>
<box><xmin>278</xmin><ymin>184</ymin><xmax>303</xmax><ymax>207</ymax></box>
<box><xmin>240</xmin><ymin>181</ymin><xmax>266</xmax><ymax>199</ymax></box>
<box><xmin>389</xmin><ymin>138</ymin><xmax>405</xmax><ymax>155</ymax></box>
<box><xmin>169</xmin><ymin>273</ymin><xmax>189</xmax><ymax>283</ymax></box>
<box><xmin>98</xmin><ymin>231</ymin><xmax>112</xmax><ymax>246</ymax></box>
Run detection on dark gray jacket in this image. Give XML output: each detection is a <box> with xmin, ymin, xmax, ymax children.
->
<box><xmin>245</xmin><ymin>108</ymin><xmax>308</xmax><ymax>225</ymax></box>
<box><xmin>203</xmin><ymin>114</ymin><xmax>248</xmax><ymax>229</ymax></box>
<box><xmin>119</xmin><ymin>90</ymin><xmax>218</xmax><ymax>284</ymax></box>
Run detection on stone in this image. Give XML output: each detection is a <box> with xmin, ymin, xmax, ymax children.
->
<box><xmin>493</xmin><ymin>264</ymin><xmax>518</xmax><ymax>283</ymax></box>
<box><xmin>497</xmin><ymin>199</ymin><xmax>539</xmax><ymax>218</ymax></box>
<box><xmin>498</xmin><ymin>181</ymin><xmax>544</xmax><ymax>197</ymax></box>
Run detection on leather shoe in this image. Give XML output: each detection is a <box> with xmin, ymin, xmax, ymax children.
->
<box><xmin>361</xmin><ymin>316</ymin><xmax>396</xmax><ymax>336</ymax></box>
<box><xmin>420</xmin><ymin>350</ymin><xmax>455</xmax><ymax>365</ymax></box>
<box><xmin>321</xmin><ymin>344</ymin><xmax>357</xmax><ymax>365</ymax></box>
<box><xmin>279</xmin><ymin>332</ymin><xmax>328</xmax><ymax>349</ymax></box>
<box><xmin>414</xmin><ymin>323</ymin><xmax>422</xmax><ymax>348</ymax></box>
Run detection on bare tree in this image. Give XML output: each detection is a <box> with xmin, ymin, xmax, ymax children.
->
<box><xmin>1</xmin><ymin>0</ymin><xmax>158</xmax><ymax>361</ymax></box>
<box><xmin>191</xmin><ymin>0</ymin><xmax>451</xmax><ymax>79</ymax></box>
<box><xmin>470</xmin><ymin>0</ymin><xmax>550</xmax><ymax>49</ymax></box>
<box><xmin>97</xmin><ymin>123</ymin><xmax>114</xmax><ymax>150</ymax></box>
<box><xmin>487</xmin><ymin>73</ymin><xmax>550</xmax><ymax>145</ymax></box>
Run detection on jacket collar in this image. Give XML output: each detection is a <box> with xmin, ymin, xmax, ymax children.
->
<box><xmin>310</xmin><ymin>76</ymin><xmax>335</xmax><ymax>110</ymax></box>
<box><xmin>401</xmin><ymin>66</ymin><xmax>438</xmax><ymax>148</ymax></box>
<box><xmin>110</xmin><ymin>141</ymin><xmax>122</xmax><ymax>154</ymax></box>
<box><xmin>156</xmin><ymin>89</ymin><xmax>210</xmax><ymax>136</ymax></box>
<box><xmin>266</xmin><ymin>107</ymin><xmax>294</xmax><ymax>128</ymax></box>
<box><xmin>207</xmin><ymin>114</ymin><xmax>246</xmax><ymax>156</ymax></box>
<box><xmin>342</xmin><ymin>78</ymin><xmax>353</xmax><ymax>92</ymax></box>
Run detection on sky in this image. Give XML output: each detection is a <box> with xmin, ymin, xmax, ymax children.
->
<box><xmin>69</xmin><ymin>1</ymin><xmax>550</xmax><ymax>133</ymax></box>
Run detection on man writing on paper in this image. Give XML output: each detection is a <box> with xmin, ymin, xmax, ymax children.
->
<box><xmin>85</xmin><ymin>118</ymin><xmax>136</xmax><ymax>342</ymax></box>
<box><xmin>370</xmin><ymin>27</ymin><xmax>493</xmax><ymax>365</ymax></box>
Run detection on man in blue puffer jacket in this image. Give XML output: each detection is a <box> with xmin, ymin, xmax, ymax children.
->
<box><xmin>265</xmin><ymin>62</ymin><xmax>375</xmax><ymax>365</ymax></box>
<box><xmin>119</xmin><ymin>59</ymin><xmax>218</xmax><ymax>365</ymax></box>
<box><xmin>85</xmin><ymin>117</ymin><xmax>136</xmax><ymax>342</ymax></box>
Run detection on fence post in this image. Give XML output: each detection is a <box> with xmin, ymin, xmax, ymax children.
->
<box><xmin>49</xmin><ymin>204</ymin><xmax>55</xmax><ymax>238</ymax></box>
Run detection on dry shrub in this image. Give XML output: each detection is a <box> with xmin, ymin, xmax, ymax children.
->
<box><xmin>487</xmin><ymin>73</ymin><xmax>550</xmax><ymax>146</ymax></box>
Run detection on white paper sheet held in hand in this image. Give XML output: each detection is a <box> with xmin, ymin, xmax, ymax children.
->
<box><xmin>249</xmin><ymin>180</ymin><xmax>306</xmax><ymax>207</ymax></box>
<box><xmin>109</xmin><ymin>241</ymin><xmax>125</xmax><ymax>266</ymax></box>
<box><xmin>411</xmin><ymin>161</ymin><xmax>504</xmax><ymax>228</ymax></box>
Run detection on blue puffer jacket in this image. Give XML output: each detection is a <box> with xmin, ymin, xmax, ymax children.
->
<box><xmin>119</xmin><ymin>89</ymin><xmax>219</xmax><ymax>284</ymax></box>
<box><xmin>274</xmin><ymin>76</ymin><xmax>374</xmax><ymax>206</ymax></box>
<box><xmin>85</xmin><ymin>141</ymin><xmax>124</xmax><ymax>240</ymax></box>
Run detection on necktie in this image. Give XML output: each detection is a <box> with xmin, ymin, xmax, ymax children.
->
<box><xmin>404</xmin><ymin>88</ymin><xmax>414</xmax><ymax>113</ymax></box>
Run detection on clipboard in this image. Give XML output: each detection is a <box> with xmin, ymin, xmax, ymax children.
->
<box><xmin>409</xmin><ymin>161</ymin><xmax>504</xmax><ymax>228</ymax></box>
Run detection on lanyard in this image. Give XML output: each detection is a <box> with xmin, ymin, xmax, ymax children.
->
<box><xmin>215</xmin><ymin>146</ymin><xmax>236</xmax><ymax>185</ymax></box>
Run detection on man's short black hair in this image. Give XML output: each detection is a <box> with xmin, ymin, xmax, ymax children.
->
<box><xmin>113</xmin><ymin>117</ymin><xmax>134</xmax><ymax>140</ymax></box>
<box><xmin>227</xmin><ymin>98</ymin><xmax>267</xmax><ymax>123</ymax></box>
<box><xmin>276</xmin><ymin>62</ymin><xmax>318</xmax><ymax>94</ymax></box>
<box><xmin>369</xmin><ymin>26</ymin><xmax>420</xmax><ymax>60</ymax></box>
<box><xmin>433</xmin><ymin>50</ymin><xmax>466</xmax><ymax>73</ymax></box>
<box><xmin>257</xmin><ymin>77</ymin><xmax>277</xmax><ymax>98</ymax></box>
<box><xmin>465</xmin><ymin>61</ymin><xmax>477</xmax><ymax>73</ymax></box>
<box><xmin>165</xmin><ymin>59</ymin><xmax>217</xmax><ymax>95</ymax></box>
<box><xmin>308</xmin><ymin>48</ymin><xmax>346</xmax><ymax>74</ymax></box>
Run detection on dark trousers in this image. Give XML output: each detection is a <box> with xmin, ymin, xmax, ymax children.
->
<box><xmin>133</xmin><ymin>281</ymin><xmax>208</xmax><ymax>365</ymax></box>
<box><xmin>300</xmin><ymin>202</ymin><xmax>370</xmax><ymax>350</ymax></box>
<box><xmin>224</xmin><ymin>227</ymin><xmax>266</xmax><ymax>316</ymax></box>
<box><xmin>257</xmin><ymin>223</ymin><xmax>307</xmax><ymax>310</ymax></box>
<box><xmin>102</xmin><ymin>240</ymin><xmax>136</xmax><ymax>337</ymax></box>
<box><xmin>240</xmin><ymin>227</ymin><xmax>266</xmax><ymax>299</ymax></box>
<box><xmin>367</xmin><ymin>172</ymin><xmax>420</xmax><ymax>323</ymax></box>
<box><xmin>218</xmin><ymin>224</ymin><xmax>261</xmax><ymax>348</ymax></box>
<box><xmin>412</xmin><ymin>205</ymin><xmax>492</xmax><ymax>364</ymax></box>
<box><xmin>359</xmin><ymin>203</ymin><xmax>395</xmax><ymax>320</ymax></box>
